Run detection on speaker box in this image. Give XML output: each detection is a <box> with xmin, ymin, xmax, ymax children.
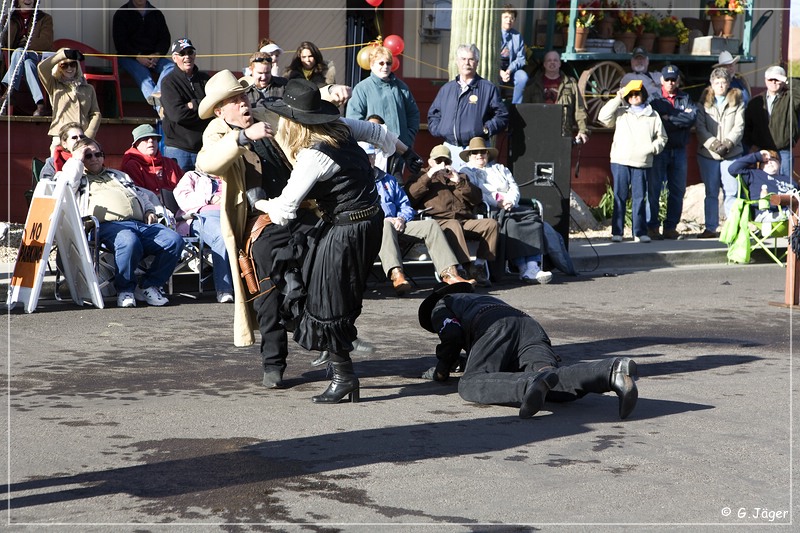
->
<box><xmin>508</xmin><ymin>104</ymin><xmax>573</xmax><ymax>246</ymax></box>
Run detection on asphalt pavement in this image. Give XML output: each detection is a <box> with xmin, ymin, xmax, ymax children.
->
<box><xmin>1</xmin><ymin>238</ymin><xmax>797</xmax><ymax>531</ymax></box>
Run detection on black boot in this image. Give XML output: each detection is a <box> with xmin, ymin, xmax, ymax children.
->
<box><xmin>311</xmin><ymin>350</ymin><xmax>331</xmax><ymax>367</ymax></box>
<box><xmin>262</xmin><ymin>367</ymin><xmax>285</xmax><ymax>389</ymax></box>
<box><xmin>519</xmin><ymin>370</ymin><xmax>559</xmax><ymax>419</ymax></box>
<box><xmin>312</xmin><ymin>360</ymin><xmax>360</xmax><ymax>404</ymax></box>
<box><xmin>610</xmin><ymin>357</ymin><xmax>638</xmax><ymax>419</ymax></box>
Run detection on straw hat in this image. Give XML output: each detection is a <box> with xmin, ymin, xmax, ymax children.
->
<box><xmin>198</xmin><ymin>70</ymin><xmax>251</xmax><ymax>120</ymax></box>
<box><xmin>459</xmin><ymin>137</ymin><xmax>499</xmax><ymax>162</ymax></box>
<box><xmin>264</xmin><ymin>79</ymin><xmax>340</xmax><ymax>125</ymax></box>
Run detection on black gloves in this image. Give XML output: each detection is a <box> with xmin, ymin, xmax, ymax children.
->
<box><xmin>402</xmin><ymin>149</ymin><xmax>423</xmax><ymax>174</ymax></box>
<box><xmin>64</xmin><ymin>49</ymin><xmax>85</xmax><ymax>62</ymax></box>
<box><xmin>709</xmin><ymin>139</ymin><xmax>728</xmax><ymax>156</ymax></box>
<box><xmin>246</xmin><ymin>187</ymin><xmax>267</xmax><ymax>209</ymax></box>
<box><xmin>720</xmin><ymin>139</ymin><xmax>735</xmax><ymax>154</ymax></box>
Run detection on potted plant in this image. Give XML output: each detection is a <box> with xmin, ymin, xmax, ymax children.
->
<box><xmin>597</xmin><ymin>0</ymin><xmax>620</xmax><ymax>38</ymax></box>
<box><xmin>706</xmin><ymin>0</ymin><xmax>747</xmax><ymax>37</ymax></box>
<box><xmin>635</xmin><ymin>12</ymin><xmax>660</xmax><ymax>52</ymax></box>
<box><xmin>613</xmin><ymin>9</ymin><xmax>640</xmax><ymax>51</ymax></box>
<box><xmin>657</xmin><ymin>16</ymin><xmax>689</xmax><ymax>54</ymax></box>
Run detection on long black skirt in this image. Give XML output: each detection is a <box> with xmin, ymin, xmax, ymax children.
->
<box><xmin>293</xmin><ymin>211</ymin><xmax>383</xmax><ymax>354</ymax></box>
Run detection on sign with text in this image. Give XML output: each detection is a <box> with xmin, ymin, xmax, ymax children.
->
<box><xmin>6</xmin><ymin>180</ymin><xmax>103</xmax><ymax>312</ymax></box>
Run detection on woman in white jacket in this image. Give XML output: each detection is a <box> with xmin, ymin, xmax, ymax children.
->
<box><xmin>598</xmin><ymin>79</ymin><xmax>667</xmax><ymax>243</ymax></box>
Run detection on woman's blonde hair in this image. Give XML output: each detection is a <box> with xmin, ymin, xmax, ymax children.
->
<box><xmin>278</xmin><ymin>118</ymin><xmax>351</xmax><ymax>160</ymax></box>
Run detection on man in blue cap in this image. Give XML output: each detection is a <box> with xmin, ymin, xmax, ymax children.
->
<box><xmin>646</xmin><ymin>65</ymin><xmax>696</xmax><ymax>240</ymax></box>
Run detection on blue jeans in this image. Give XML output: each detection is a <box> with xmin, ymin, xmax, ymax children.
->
<box><xmin>610</xmin><ymin>163</ymin><xmax>648</xmax><ymax>238</ymax></box>
<box><xmin>779</xmin><ymin>149</ymin><xmax>792</xmax><ymax>179</ymax></box>
<box><xmin>163</xmin><ymin>146</ymin><xmax>197</xmax><ymax>172</ymax></box>
<box><xmin>117</xmin><ymin>57</ymin><xmax>174</xmax><ymax>103</ymax></box>
<box><xmin>190</xmin><ymin>211</ymin><xmax>232</xmax><ymax>293</ymax></box>
<box><xmin>721</xmin><ymin>160</ymin><xmax>740</xmax><ymax>218</ymax></box>
<box><xmin>697</xmin><ymin>156</ymin><xmax>733</xmax><ymax>232</ymax></box>
<box><xmin>511</xmin><ymin>69</ymin><xmax>529</xmax><ymax>105</ymax></box>
<box><xmin>649</xmin><ymin>147</ymin><xmax>688</xmax><ymax>230</ymax></box>
<box><xmin>2</xmin><ymin>49</ymin><xmax>46</xmax><ymax>104</ymax></box>
<box><xmin>97</xmin><ymin>220</ymin><xmax>183</xmax><ymax>292</ymax></box>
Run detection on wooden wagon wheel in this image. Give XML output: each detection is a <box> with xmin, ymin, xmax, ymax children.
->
<box><xmin>578</xmin><ymin>61</ymin><xmax>626</xmax><ymax>127</ymax></box>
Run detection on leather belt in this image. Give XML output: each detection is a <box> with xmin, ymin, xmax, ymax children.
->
<box><xmin>325</xmin><ymin>204</ymin><xmax>380</xmax><ymax>225</ymax></box>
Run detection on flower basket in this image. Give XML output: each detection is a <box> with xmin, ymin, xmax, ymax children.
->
<box><xmin>706</xmin><ymin>0</ymin><xmax>746</xmax><ymax>36</ymax></box>
<box><xmin>659</xmin><ymin>16</ymin><xmax>689</xmax><ymax>45</ymax></box>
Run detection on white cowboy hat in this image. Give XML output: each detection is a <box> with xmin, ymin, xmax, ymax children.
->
<box><xmin>198</xmin><ymin>70</ymin><xmax>252</xmax><ymax>120</ymax></box>
<box><xmin>713</xmin><ymin>50</ymin><xmax>740</xmax><ymax>68</ymax></box>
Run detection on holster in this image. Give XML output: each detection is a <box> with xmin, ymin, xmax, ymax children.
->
<box><xmin>238</xmin><ymin>214</ymin><xmax>272</xmax><ymax>295</ymax></box>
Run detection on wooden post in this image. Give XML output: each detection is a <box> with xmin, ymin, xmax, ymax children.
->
<box><xmin>769</xmin><ymin>194</ymin><xmax>799</xmax><ymax>308</ymax></box>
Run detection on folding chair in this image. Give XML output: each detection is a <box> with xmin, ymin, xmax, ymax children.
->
<box><xmin>167</xmin><ymin>234</ymin><xmax>213</xmax><ymax>295</ymax></box>
<box><xmin>24</xmin><ymin>157</ymin><xmax>46</xmax><ymax>207</ymax></box>
<box><xmin>54</xmin><ymin>215</ymin><xmax>114</xmax><ymax>300</ymax></box>
<box><xmin>721</xmin><ymin>175</ymin><xmax>790</xmax><ymax>266</ymax></box>
<box><xmin>52</xmin><ymin>38</ymin><xmax>124</xmax><ymax>118</ymax></box>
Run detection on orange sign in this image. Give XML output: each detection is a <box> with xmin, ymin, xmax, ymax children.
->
<box><xmin>11</xmin><ymin>196</ymin><xmax>57</xmax><ymax>289</ymax></box>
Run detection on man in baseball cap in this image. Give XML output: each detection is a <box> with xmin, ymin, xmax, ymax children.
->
<box><xmin>159</xmin><ymin>37</ymin><xmax>211</xmax><ymax>171</ymax></box>
<box><xmin>619</xmin><ymin>47</ymin><xmax>659</xmax><ymax>96</ymax></box>
<box><xmin>743</xmin><ymin>65</ymin><xmax>800</xmax><ymax>177</ymax></box>
<box><xmin>646</xmin><ymin>65</ymin><xmax>697</xmax><ymax>240</ymax></box>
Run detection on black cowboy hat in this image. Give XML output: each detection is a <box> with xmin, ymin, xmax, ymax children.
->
<box><xmin>418</xmin><ymin>282</ymin><xmax>474</xmax><ymax>333</ymax></box>
<box><xmin>265</xmin><ymin>78</ymin><xmax>340</xmax><ymax>125</ymax></box>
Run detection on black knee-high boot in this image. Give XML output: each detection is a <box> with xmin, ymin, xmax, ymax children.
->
<box><xmin>312</xmin><ymin>360</ymin><xmax>360</xmax><ymax>404</ymax></box>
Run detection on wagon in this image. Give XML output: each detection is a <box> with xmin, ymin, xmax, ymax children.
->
<box><xmin>532</xmin><ymin>0</ymin><xmax>772</xmax><ymax>125</ymax></box>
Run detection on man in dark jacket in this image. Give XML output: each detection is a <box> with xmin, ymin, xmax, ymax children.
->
<box><xmin>743</xmin><ymin>66</ymin><xmax>800</xmax><ymax>178</ymax></box>
<box><xmin>427</xmin><ymin>44</ymin><xmax>508</xmax><ymax>170</ymax></box>
<box><xmin>112</xmin><ymin>0</ymin><xmax>173</xmax><ymax>110</ymax></box>
<box><xmin>405</xmin><ymin>145</ymin><xmax>498</xmax><ymax>287</ymax></box>
<box><xmin>647</xmin><ymin>65</ymin><xmax>697</xmax><ymax>240</ymax></box>
<box><xmin>160</xmin><ymin>38</ymin><xmax>211</xmax><ymax>172</ymax></box>
<box><xmin>419</xmin><ymin>282</ymin><xmax>639</xmax><ymax>420</ymax></box>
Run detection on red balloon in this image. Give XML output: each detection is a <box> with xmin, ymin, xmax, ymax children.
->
<box><xmin>365</xmin><ymin>0</ymin><xmax>383</xmax><ymax>6</ymax></box>
<box><xmin>383</xmin><ymin>34</ymin><xmax>405</xmax><ymax>56</ymax></box>
<box><xmin>391</xmin><ymin>56</ymin><xmax>400</xmax><ymax>72</ymax></box>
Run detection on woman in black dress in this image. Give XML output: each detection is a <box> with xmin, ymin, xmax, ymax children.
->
<box><xmin>260</xmin><ymin>79</ymin><xmax>418</xmax><ymax>403</ymax></box>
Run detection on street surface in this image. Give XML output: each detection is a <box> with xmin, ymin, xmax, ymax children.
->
<box><xmin>1</xmin><ymin>263</ymin><xmax>796</xmax><ymax>531</ymax></box>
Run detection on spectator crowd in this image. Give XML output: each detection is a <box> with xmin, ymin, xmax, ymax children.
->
<box><xmin>4</xmin><ymin>1</ymin><xmax>798</xmax><ymax>407</ymax></box>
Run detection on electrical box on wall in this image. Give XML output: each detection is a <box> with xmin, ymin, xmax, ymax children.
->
<box><xmin>420</xmin><ymin>0</ymin><xmax>452</xmax><ymax>43</ymax></box>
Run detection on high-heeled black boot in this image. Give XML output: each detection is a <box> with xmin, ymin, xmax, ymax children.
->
<box><xmin>312</xmin><ymin>360</ymin><xmax>360</xmax><ymax>404</ymax></box>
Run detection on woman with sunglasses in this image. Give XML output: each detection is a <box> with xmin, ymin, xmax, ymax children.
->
<box><xmin>37</xmin><ymin>48</ymin><xmax>101</xmax><ymax>158</ymax></box>
<box><xmin>346</xmin><ymin>46</ymin><xmax>420</xmax><ymax>174</ymax></box>
<box><xmin>598</xmin><ymin>79</ymin><xmax>667</xmax><ymax>243</ymax></box>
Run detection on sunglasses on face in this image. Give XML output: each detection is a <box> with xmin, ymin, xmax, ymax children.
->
<box><xmin>68</xmin><ymin>134</ymin><xmax>86</xmax><ymax>141</ymax></box>
<box><xmin>663</xmin><ymin>78</ymin><xmax>677</xmax><ymax>83</ymax></box>
<box><xmin>252</xmin><ymin>57</ymin><xmax>272</xmax><ymax>63</ymax></box>
<box><xmin>59</xmin><ymin>61</ymin><xmax>77</xmax><ymax>69</ymax></box>
<box><xmin>434</xmin><ymin>158</ymin><xmax>452</xmax><ymax>165</ymax></box>
<box><xmin>178</xmin><ymin>49</ymin><xmax>195</xmax><ymax>57</ymax></box>
<box><xmin>376</xmin><ymin>60</ymin><xmax>392</xmax><ymax>66</ymax></box>
<box><xmin>627</xmin><ymin>91</ymin><xmax>642</xmax><ymax>97</ymax></box>
<box><xmin>472</xmin><ymin>150</ymin><xmax>488</xmax><ymax>156</ymax></box>
<box><xmin>84</xmin><ymin>151</ymin><xmax>104</xmax><ymax>160</ymax></box>
<box><xmin>766</xmin><ymin>78</ymin><xmax>782</xmax><ymax>83</ymax></box>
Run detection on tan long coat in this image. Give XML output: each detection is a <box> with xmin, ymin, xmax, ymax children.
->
<box><xmin>195</xmin><ymin>115</ymin><xmax>265</xmax><ymax>346</ymax></box>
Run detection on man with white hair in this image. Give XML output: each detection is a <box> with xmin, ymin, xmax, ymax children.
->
<box><xmin>427</xmin><ymin>44</ymin><xmax>508</xmax><ymax>170</ymax></box>
<box><xmin>743</xmin><ymin>65</ymin><xmax>800</xmax><ymax>177</ymax></box>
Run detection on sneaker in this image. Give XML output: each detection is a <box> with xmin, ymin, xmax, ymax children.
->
<box><xmin>611</xmin><ymin>235</ymin><xmax>623</xmax><ymax>242</ymax></box>
<box><xmin>468</xmin><ymin>263</ymin><xmax>491</xmax><ymax>288</ymax></box>
<box><xmin>535</xmin><ymin>270</ymin><xmax>553</xmax><ymax>284</ymax></box>
<box><xmin>647</xmin><ymin>228</ymin><xmax>664</xmax><ymax>240</ymax></box>
<box><xmin>117</xmin><ymin>291</ymin><xmax>136</xmax><ymax>308</ymax></box>
<box><xmin>135</xmin><ymin>286</ymin><xmax>169</xmax><ymax>306</ymax></box>
<box><xmin>146</xmin><ymin>91</ymin><xmax>161</xmax><ymax>107</ymax></box>
<box><xmin>217</xmin><ymin>291</ymin><xmax>234</xmax><ymax>303</ymax></box>
<box><xmin>663</xmin><ymin>228</ymin><xmax>680</xmax><ymax>240</ymax></box>
<box><xmin>634</xmin><ymin>235</ymin><xmax>651</xmax><ymax>243</ymax></box>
